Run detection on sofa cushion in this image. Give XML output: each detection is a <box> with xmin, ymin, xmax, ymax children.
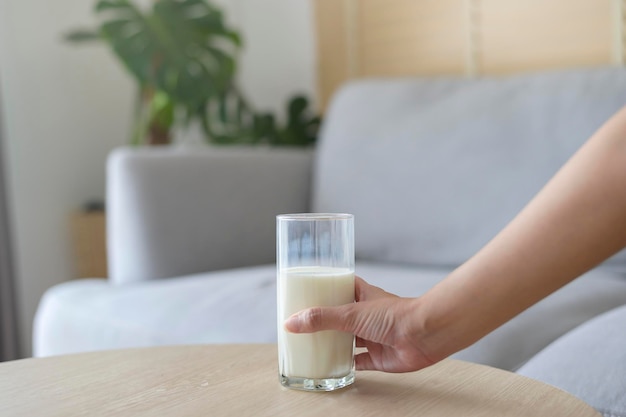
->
<box><xmin>517</xmin><ymin>304</ymin><xmax>626</xmax><ymax>417</ymax></box>
<box><xmin>33</xmin><ymin>264</ymin><xmax>447</xmax><ymax>357</ymax></box>
<box><xmin>313</xmin><ymin>67</ymin><xmax>626</xmax><ymax>269</ymax></box>
<box><xmin>34</xmin><ymin>263</ymin><xmax>626</xmax><ymax>373</ymax></box>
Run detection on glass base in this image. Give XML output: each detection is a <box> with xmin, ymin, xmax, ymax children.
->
<box><xmin>279</xmin><ymin>371</ymin><xmax>355</xmax><ymax>391</ymax></box>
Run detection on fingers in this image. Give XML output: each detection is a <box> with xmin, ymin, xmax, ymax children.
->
<box><xmin>355</xmin><ymin>352</ymin><xmax>376</xmax><ymax>371</ymax></box>
<box><xmin>355</xmin><ymin>276</ymin><xmax>374</xmax><ymax>302</ymax></box>
<box><xmin>355</xmin><ymin>276</ymin><xmax>398</xmax><ymax>302</ymax></box>
<box><xmin>284</xmin><ymin>305</ymin><xmax>353</xmax><ymax>334</ymax></box>
<box><xmin>285</xmin><ymin>278</ymin><xmax>368</xmax><ymax>333</ymax></box>
<box><xmin>284</xmin><ymin>277</ymin><xmax>400</xmax><ymax>335</ymax></box>
<box><xmin>285</xmin><ymin>314</ymin><xmax>379</xmax><ymax>371</ymax></box>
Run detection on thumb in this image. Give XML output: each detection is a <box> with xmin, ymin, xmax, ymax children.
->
<box><xmin>284</xmin><ymin>305</ymin><xmax>353</xmax><ymax>334</ymax></box>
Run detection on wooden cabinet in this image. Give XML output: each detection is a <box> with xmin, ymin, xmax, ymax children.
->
<box><xmin>70</xmin><ymin>211</ymin><xmax>107</xmax><ymax>279</ymax></box>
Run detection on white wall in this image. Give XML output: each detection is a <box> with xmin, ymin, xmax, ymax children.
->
<box><xmin>0</xmin><ymin>0</ymin><xmax>316</xmax><ymax>356</ymax></box>
<box><xmin>225</xmin><ymin>0</ymin><xmax>318</xmax><ymax>115</ymax></box>
<box><xmin>0</xmin><ymin>0</ymin><xmax>134</xmax><ymax>355</ymax></box>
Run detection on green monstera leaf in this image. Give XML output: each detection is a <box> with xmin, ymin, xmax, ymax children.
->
<box><xmin>68</xmin><ymin>0</ymin><xmax>240</xmax><ymax>122</ymax></box>
<box><xmin>104</xmin><ymin>0</ymin><xmax>238</xmax><ymax>113</ymax></box>
<box><xmin>66</xmin><ymin>0</ymin><xmax>319</xmax><ymax>146</ymax></box>
<box><xmin>203</xmin><ymin>94</ymin><xmax>320</xmax><ymax>147</ymax></box>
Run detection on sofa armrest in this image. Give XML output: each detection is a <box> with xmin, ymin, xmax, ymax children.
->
<box><xmin>106</xmin><ymin>146</ymin><xmax>312</xmax><ymax>284</ymax></box>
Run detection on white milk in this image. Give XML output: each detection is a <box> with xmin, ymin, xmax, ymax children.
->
<box><xmin>278</xmin><ymin>266</ymin><xmax>355</xmax><ymax>379</ymax></box>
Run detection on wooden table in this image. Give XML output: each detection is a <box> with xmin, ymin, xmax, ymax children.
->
<box><xmin>0</xmin><ymin>345</ymin><xmax>600</xmax><ymax>416</ymax></box>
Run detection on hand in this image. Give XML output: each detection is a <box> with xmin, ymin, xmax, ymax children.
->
<box><xmin>283</xmin><ymin>277</ymin><xmax>439</xmax><ymax>373</ymax></box>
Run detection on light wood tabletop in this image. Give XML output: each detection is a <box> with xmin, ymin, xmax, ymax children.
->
<box><xmin>0</xmin><ymin>344</ymin><xmax>600</xmax><ymax>416</ymax></box>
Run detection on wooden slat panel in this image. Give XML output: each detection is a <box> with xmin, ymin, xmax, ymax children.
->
<box><xmin>315</xmin><ymin>0</ymin><xmax>351</xmax><ymax>111</ymax></box>
<box><xmin>480</xmin><ymin>0</ymin><xmax>614</xmax><ymax>74</ymax></box>
<box><xmin>358</xmin><ymin>0</ymin><xmax>467</xmax><ymax>76</ymax></box>
<box><xmin>613</xmin><ymin>0</ymin><xmax>626</xmax><ymax>64</ymax></box>
<box><xmin>315</xmin><ymin>0</ymin><xmax>620</xmax><ymax>110</ymax></box>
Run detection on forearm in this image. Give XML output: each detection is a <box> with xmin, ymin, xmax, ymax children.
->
<box><xmin>417</xmin><ymin>106</ymin><xmax>626</xmax><ymax>359</ymax></box>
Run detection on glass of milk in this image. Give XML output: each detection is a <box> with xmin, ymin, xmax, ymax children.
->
<box><xmin>276</xmin><ymin>213</ymin><xmax>355</xmax><ymax>391</ymax></box>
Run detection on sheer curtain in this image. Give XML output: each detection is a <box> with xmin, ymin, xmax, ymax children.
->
<box><xmin>0</xmin><ymin>86</ymin><xmax>20</xmax><ymax>361</ymax></box>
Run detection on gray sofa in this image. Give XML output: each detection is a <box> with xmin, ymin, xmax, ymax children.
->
<box><xmin>35</xmin><ymin>67</ymin><xmax>626</xmax><ymax>410</ymax></box>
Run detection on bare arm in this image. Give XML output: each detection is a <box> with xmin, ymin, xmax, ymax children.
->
<box><xmin>417</xmin><ymin>105</ymin><xmax>626</xmax><ymax>360</ymax></box>
<box><xmin>285</xmin><ymin>106</ymin><xmax>626</xmax><ymax>372</ymax></box>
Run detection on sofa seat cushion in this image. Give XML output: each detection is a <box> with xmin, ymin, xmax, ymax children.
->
<box><xmin>517</xmin><ymin>305</ymin><xmax>626</xmax><ymax>417</ymax></box>
<box><xmin>32</xmin><ymin>263</ymin><xmax>449</xmax><ymax>358</ymax></box>
<box><xmin>34</xmin><ymin>263</ymin><xmax>626</xmax><ymax>372</ymax></box>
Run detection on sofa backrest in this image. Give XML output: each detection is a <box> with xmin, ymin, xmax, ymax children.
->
<box><xmin>107</xmin><ymin>146</ymin><xmax>312</xmax><ymax>283</ymax></box>
<box><xmin>313</xmin><ymin>67</ymin><xmax>626</xmax><ymax>269</ymax></box>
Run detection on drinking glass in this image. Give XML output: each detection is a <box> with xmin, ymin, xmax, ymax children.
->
<box><xmin>276</xmin><ymin>213</ymin><xmax>355</xmax><ymax>391</ymax></box>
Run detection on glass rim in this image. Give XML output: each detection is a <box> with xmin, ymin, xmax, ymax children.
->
<box><xmin>277</xmin><ymin>213</ymin><xmax>353</xmax><ymax>221</ymax></box>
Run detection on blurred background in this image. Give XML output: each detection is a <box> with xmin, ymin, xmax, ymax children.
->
<box><xmin>1</xmin><ymin>0</ymin><xmax>621</xmax><ymax>360</ymax></box>
<box><xmin>0</xmin><ymin>0</ymin><xmax>317</xmax><ymax>357</ymax></box>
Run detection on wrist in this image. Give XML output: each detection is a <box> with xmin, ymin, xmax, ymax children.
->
<box><xmin>408</xmin><ymin>284</ymin><xmax>479</xmax><ymax>363</ymax></box>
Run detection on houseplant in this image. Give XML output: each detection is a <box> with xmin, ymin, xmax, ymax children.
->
<box><xmin>67</xmin><ymin>0</ymin><xmax>320</xmax><ymax>146</ymax></box>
